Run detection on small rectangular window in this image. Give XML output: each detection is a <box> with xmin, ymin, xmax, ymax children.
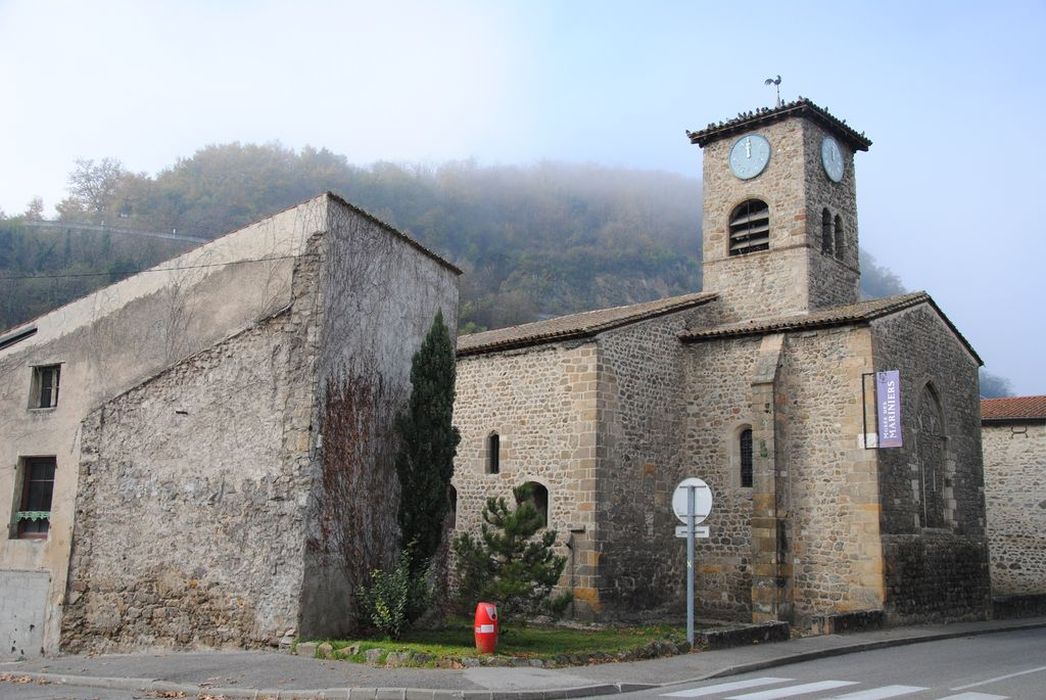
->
<box><xmin>29</xmin><ymin>365</ymin><xmax>61</xmax><ymax>409</ymax></box>
<box><xmin>14</xmin><ymin>457</ymin><xmax>56</xmax><ymax>539</ymax></box>
<box><xmin>740</xmin><ymin>429</ymin><xmax>754</xmax><ymax>488</ymax></box>
<box><xmin>486</xmin><ymin>433</ymin><xmax>500</xmax><ymax>474</ymax></box>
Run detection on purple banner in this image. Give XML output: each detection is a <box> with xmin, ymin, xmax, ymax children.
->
<box><xmin>876</xmin><ymin>370</ymin><xmax>903</xmax><ymax>448</ymax></box>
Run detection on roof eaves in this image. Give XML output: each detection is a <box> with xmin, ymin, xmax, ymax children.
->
<box><xmin>982</xmin><ymin>416</ymin><xmax>1046</xmax><ymax>425</ymax></box>
<box><xmin>325</xmin><ymin>192</ymin><xmax>462</xmax><ymax>275</ymax></box>
<box><xmin>679</xmin><ymin>293</ymin><xmax>928</xmax><ymax>343</ymax></box>
<box><xmin>687</xmin><ymin>98</ymin><xmax>872</xmax><ymax>152</ymax></box>
<box><xmin>458</xmin><ymin>292</ymin><xmax>717</xmax><ymax>357</ymax></box>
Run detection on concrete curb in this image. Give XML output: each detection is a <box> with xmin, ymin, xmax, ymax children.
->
<box><xmin>7</xmin><ymin>620</ymin><xmax>1046</xmax><ymax>700</ymax></box>
<box><xmin>690</xmin><ymin>618</ymin><xmax>1046</xmax><ymax>685</ymax></box>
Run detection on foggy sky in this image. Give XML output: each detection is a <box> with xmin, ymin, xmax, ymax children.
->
<box><xmin>1</xmin><ymin>0</ymin><xmax>1043</xmax><ymax>394</ymax></box>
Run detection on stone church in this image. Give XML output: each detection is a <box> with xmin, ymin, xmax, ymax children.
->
<box><xmin>453</xmin><ymin>99</ymin><xmax>990</xmax><ymax>630</ymax></box>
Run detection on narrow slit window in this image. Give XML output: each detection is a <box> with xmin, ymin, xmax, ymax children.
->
<box><xmin>728</xmin><ymin>200</ymin><xmax>770</xmax><ymax>256</ymax></box>
<box><xmin>834</xmin><ymin>214</ymin><xmax>845</xmax><ymax>260</ymax></box>
<box><xmin>486</xmin><ymin>432</ymin><xmax>500</xmax><ymax>474</ymax></box>
<box><xmin>30</xmin><ymin>365</ymin><xmax>61</xmax><ymax>409</ymax></box>
<box><xmin>821</xmin><ymin>209</ymin><xmax>833</xmax><ymax>255</ymax></box>
<box><xmin>740</xmin><ymin>428</ymin><xmax>754</xmax><ymax>488</ymax></box>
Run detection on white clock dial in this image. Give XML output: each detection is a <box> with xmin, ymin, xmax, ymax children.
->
<box><xmin>821</xmin><ymin>136</ymin><xmax>844</xmax><ymax>183</ymax></box>
<box><xmin>729</xmin><ymin>134</ymin><xmax>771</xmax><ymax>180</ymax></box>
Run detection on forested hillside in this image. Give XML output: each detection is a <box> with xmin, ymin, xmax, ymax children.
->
<box><xmin>0</xmin><ymin>144</ymin><xmax>1009</xmax><ymax>395</ymax></box>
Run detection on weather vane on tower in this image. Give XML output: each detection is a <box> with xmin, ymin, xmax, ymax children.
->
<box><xmin>764</xmin><ymin>75</ymin><xmax>782</xmax><ymax>107</ymax></box>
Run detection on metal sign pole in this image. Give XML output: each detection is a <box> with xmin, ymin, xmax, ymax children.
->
<box><xmin>687</xmin><ymin>485</ymin><xmax>695</xmax><ymax>648</ymax></box>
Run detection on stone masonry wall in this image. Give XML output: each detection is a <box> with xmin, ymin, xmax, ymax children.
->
<box><xmin>62</xmin><ymin>314</ymin><xmax>307</xmax><ymax>652</ymax></box>
<box><xmin>983</xmin><ymin>420</ymin><xmax>1046</xmax><ymax>596</ymax></box>
<box><xmin>299</xmin><ymin>201</ymin><xmax>460</xmax><ymax>639</ymax></box>
<box><xmin>452</xmin><ymin>342</ymin><xmax>599</xmax><ymax>612</ymax></box>
<box><xmin>802</xmin><ymin>120</ymin><xmax>860</xmax><ymax>310</ymax></box>
<box><xmin>682</xmin><ymin>336</ymin><xmax>762</xmax><ymax>620</ymax></box>
<box><xmin>871</xmin><ymin>304</ymin><xmax>990</xmax><ymax>622</ymax></box>
<box><xmin>700</xmin><ymin>118</ymin><xmax>859</xmax><ymax>322</ymax></box>
<box><xmin>594</xmin><ymin>310</ymin><xmax>705</xmax><ymax>616</ymax></box>
<box><xmin>776</xmin><ymin>327</ymin><xmax>883</xmax><ymax>623</ymax></box>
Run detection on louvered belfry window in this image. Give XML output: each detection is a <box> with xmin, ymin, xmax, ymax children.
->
<box><xmin>728</xmin><ymin>199</ymin><xmax>770</xmax><ymax>256</ymax></box>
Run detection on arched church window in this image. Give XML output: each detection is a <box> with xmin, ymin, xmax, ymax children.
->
<box><xmin>517</xmin><ymin>481</ymin><xmax>549</xmax><ymax>528</ymax></box>
<box><xmin>486</xmin><ymin>432</ymin><xmax>500</xmax><ymax>474</ymax></box>
<box><xmin>834</xmin><ymin>214</ymin><xmax>845</xmax><ymax>260</ymax></box>
<box><xmin>740</xmin><ymin>428</ymin><xmax>754</xmax><ymax>488</ymax></box>
<box><xmin>916</xmin><ymin>385</ymin><xmax>947</xmax><ymax>528</ymax></box>
<box><xmin>821</xmin><ymin>209</ymin><xmax>833</xmax><ymax>255</ymax></box>
<box><xmin>728</xmin><ymin>199</ymin><xmax>770</xmax><ymax>256</ymax></box>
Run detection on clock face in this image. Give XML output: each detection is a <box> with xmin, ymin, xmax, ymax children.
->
<box><xmin>821</xmin><ymin>136</ymin><xmax>844</xmax><ymax>182</ymax></box>
<box><xmin>729</xmin><ymin>134</ymin><xmax>771</xmax><ymax>180</ymax></box>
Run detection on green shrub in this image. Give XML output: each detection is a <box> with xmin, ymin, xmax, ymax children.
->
<box><xmin>358</xmin><ymin>548</ymin><xmax>432</xmax><ymax>639</ymax></box>
<box><xmin>452</xmin><ymin>484</ymin><xmax>572</xmax><ymax>622</ymax></box>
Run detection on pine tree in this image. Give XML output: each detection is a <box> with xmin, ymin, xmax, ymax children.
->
<box><xmin>453</xmin><ymin>484</ymin><xmax>572</xmax><ymax>621</ymax></box>
<box><xmin>395</xmin><ymin>310</ymin><xmax>461</xmax><ymax>570</ymax></box>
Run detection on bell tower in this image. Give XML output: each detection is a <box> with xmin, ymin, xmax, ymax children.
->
<box><xmin>688</xmin><ymin>99</ymin><xmax>871</xmax><ymax>322</ymax></box>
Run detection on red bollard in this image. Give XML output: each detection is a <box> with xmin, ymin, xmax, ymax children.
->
<box><xmin>474</xmin><ymin>602</ymin><xmax>499</xmax><ymax>654</ymax></box>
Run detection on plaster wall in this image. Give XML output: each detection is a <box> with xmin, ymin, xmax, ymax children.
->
<box><xmin>298</xmin><ymin>201</ymin><xmax>460</xmax><ymax>639</ymax></box>
<box><xmin>0</xmin><ymin>197</ymin><xmax>326</xmax><ymax>656</ymax></box>
<box><xmin>61</xmin><ymin>315</ymin><xmax>306</xmax><ymax>652</ymax></box>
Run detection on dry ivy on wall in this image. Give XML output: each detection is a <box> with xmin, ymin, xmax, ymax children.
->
<box><xmin>318</xmin><ymin>369</ymin><xmax>400</xmax><ymax>623</ymax></box>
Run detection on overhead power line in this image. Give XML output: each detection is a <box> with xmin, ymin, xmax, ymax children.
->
<box><xmin>0</xmin><ymin>254</ymin><xmax>303</xmax><ymax>280</ymax></box>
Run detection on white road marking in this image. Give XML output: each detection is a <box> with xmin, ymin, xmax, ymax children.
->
<box><xmin>728</xmin><ymin>680</ymin><xmax>859</xmax><ymax>699</ymax></box>
<box><xmin>937</xmin><ymin>693</ymin><xmax>1009</xmax><ymax>700</ymax></box>
<box><xmin>661</xmin><ymin>677</ymin><xmax>793</xmax><ymax>697</ymax></box>
<box><xmin>827</xmin><ymin>686</ymin><xmax>927</xmax><ymax>699</ymax></box>
<box><xmin>951</xmin><ymin>664</ymin><xmax>1046</xmax><ymax>690</ymax></box>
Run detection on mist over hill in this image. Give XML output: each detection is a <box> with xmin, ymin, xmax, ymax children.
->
<box><xmin>0</xmin><ymin>144</ymin><xmax>1010</xmax><ymax>396</ymax></box>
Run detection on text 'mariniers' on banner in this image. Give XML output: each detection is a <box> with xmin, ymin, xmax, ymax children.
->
<box><xmin>876</xmin><ymin>370</ymin><xmax>902</xmax><ymax>448</ymax></box>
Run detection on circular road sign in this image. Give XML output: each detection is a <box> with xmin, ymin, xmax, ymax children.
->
<box><xmin>672</xmin><ymin>478</ymin><xmax>713</xmax><ymax>525</ymax></box>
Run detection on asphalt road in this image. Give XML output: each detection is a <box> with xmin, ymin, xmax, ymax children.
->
<box><xmin>606</xmin><ymin>627</ymin><xmax>1046</xmax><ymax>700</ymax></box>
<box><xmin>0</xmin><ymin>679</ymin><xmax>140</xmax><ymax>700</ymax></box>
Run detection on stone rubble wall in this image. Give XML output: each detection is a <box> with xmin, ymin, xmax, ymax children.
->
<box><xmin>62</xmin><ymin>314</ymin><xmax>308</xmax><ymax>653</ymax></box>
<box><xmin>0</xmin><ymin>198</ymin><xmax>325</xmax><ymax>655</ymax></box>
<box><xmin>801</xmin><ymin>119</ymin><xmax>860</xmax><ymax>310</ymax></box>
<box><xmin>983</xmin><ymin>420</ymin><xmax>1046</xmax><ymax>596</ymax></box>
<box><xmin>594</xmin><ymin>310</ymin><xmax>706</xmax><ymax>617</ymax></box>
<box><xmin>871</xmin><ymin>304</ymin><xmax>990</xmax><ymax>622</ymax></box>
<box><xmin>700</xmin><ymin>118</ymin><xmax>859</xmax><ymax>323</ymax></box>
<box><xmin>452</xmin><ymin>342</ymin><xmax>599</xmax><ymax>612</ymax></box>
<box><xmin>682</xmin><ymin>325</ymin><xmax>884</xmax><ymax>625</ymax></box>
<box><xmin>299</xmin><ymin>202</ymin><xmax>460</xmax><ymax>639</ymax></box>
<box><xmin>776</xmin><ymin>327</ymin><xmax>884</xmax><ymax>623</ymax></box>
<box><xmin>682</xmin><ymin>335</ymin><xmax>762</xmax><ymax>620</ymax></box>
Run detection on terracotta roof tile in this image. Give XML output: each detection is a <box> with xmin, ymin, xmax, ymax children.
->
<box><xmin>687</xmin><ymin>97</ymin><xmax>872</xmax><ymax>152</ymax></box>
<box><xmin>457</xmin><ymin>292</ymin><xmax>716</xmax><ymax>356</ymax></box>
<box><xmin>681</xmin><ymin>292</ymin><xmax>982</xmax><ymax>365</ymax></box>
<box><xmin>982</xmin><ymin>395</ymin><xmax>1046</xmax><ymax>422</ymax></box>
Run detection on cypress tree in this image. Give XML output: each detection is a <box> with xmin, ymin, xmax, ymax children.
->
<box><xmin>395</xmin><ymin>310</ymin><xmax>461</xmax><ymax>570</ymax></box>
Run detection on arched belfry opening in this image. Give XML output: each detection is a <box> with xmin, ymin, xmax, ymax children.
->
<box><xmin>728</xmin><ymin>200</ymin><xmax>770</xmax><ymax>256</ymax></box>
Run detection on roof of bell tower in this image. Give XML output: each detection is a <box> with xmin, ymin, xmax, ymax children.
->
<box><xmin>686</xmin><ymin>97</ymin><xmax>872</xmax><ymax>151</ymax></box>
